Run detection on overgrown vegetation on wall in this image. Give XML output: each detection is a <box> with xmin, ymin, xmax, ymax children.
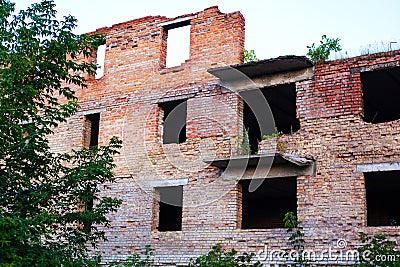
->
<box><xmin>243</xmin><ymin>49</ymin><xmax>259</xmax><ymax>63</ymax></box>
<box><xmin>306</xmin><ymin>35</ymin><xmax>342</xmax><ymax>62</ymax></box>
<box><xmin>189</xmin><ymin>243</ymin><xmax>261</xmax><ymax>267</ymax></box>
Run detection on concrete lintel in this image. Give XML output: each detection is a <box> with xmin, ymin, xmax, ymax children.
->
<box><xmin>154</xmin><ymin>93</ymin><xmax>195</xmax><ymax>104</ymax></box>
<box><xmin>79</xmin><ymin>108</ymin><xmax>107</xmax><ymax>115</ymax></box>
<box><xmin>351</xmin><ymin>61</ymin><xmax>400</xmax><ymax>74</ymax></box>
<box><xmin>157</xmin><ymin>17</ymin><xmax>193</xmax><ymax>28</ymax></box>
<box><xmin>356</xmin><ymin>162</ymin><xmax>400</xmax><ymax>173</ymax></box>
<box><xmin>149</xmin><ymin>178</ymin><xmax>188</xmax><ymax>188</ymax></box>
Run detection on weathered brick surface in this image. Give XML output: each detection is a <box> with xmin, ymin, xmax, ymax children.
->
<box><xmin>48</xmin><ymin>5</ymin><xmax>400</xmax><ymax>266</ymax></box>
<box><xmin>259</xmin><ymin>52</ymin><xmax>400</xmax><ymax>262</ymax></box>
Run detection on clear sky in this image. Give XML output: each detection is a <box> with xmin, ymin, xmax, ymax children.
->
<box><xmin>14</xmin><ymin>0</ymin><xmax>400</xmax><ymax>60</ymax></box>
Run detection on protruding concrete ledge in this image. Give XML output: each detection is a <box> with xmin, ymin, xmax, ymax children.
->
<box><xmin>207</xmin><ymin>55</ymin><xmax>314</xmax><ymax>92</ymax></box>
<box><xmin>203</xmin><ymin>153</ymin><xmax>315</xmax><ymax>178</ymax></box>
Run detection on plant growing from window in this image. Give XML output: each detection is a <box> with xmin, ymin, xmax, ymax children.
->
<box><xmin>306</xmin><ymin>35</ymin><xmax>342</xmax><ymax>62</ymax></box>
<box><xmin>262</xmin><ymin>131</ymin><xmax>283</xmax><ymax>140</ymax></box>
<box><xmin>238</xmin><ymin>128</ymin><xmax>252</xmax><ymax>155</ymax></box>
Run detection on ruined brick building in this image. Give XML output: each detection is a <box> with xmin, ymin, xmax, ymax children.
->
<box><xmin>50</xmin><ymin>6</ymin><xmax>400</xmax><ymax>266</ymax></box>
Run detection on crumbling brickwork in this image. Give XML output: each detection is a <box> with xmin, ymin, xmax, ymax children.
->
<box><xmin>48</xmin><ymin>6</ymin><xmax>400</xmax><ymax>267</ymax></box>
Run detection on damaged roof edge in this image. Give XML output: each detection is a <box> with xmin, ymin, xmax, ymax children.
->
<box><xmin>208</xmin><ymin>55</ymin><xmax>314</xmax><ymax>79</ymax></box>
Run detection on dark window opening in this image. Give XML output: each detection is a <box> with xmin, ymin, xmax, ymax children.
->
<box><xmin>160</xmin><ymin>100</ymin><xmax>187</xmax><ymax>144</ymax></box>
<box><xmin>83</xmin><ymin>198</ymin><xmax>93</xmax><ymax>232</ymax></box>
<box><xmin>365</xmin><ymin>171</ymin><xmax>400</xmax><ymax>226</ymax></box>
<box><xmin>157</xmin><ymin>186</ymin><xmax>183</xmax><ymax>231</ymax></box>
<box><xmin>163</xmin><ymin>20</ymin><xmax>191</xmax><ymax>68</ymax></box>
<box><xmin>81</xmin><ymin>113</ymin><xmax>100</xmax><ymax>232</ymax></box>
<box><xmin>240</xmin><ymin>177</ymin><xmax>297</xmax><ymax>229</ymax></box>
<box><xmin>242</xmin><ymin>83</ymin><xmax>300</xmax><ymax>154</ymax></box>
<box><xmin>361</xmin><ymin>67</ymin><xmax>400</xmax><ymax>123</ymax></box>
<box><xmin>84</xmin><ymin>113</ymin><xmax>100</xmax><ymax>147</ymax></box>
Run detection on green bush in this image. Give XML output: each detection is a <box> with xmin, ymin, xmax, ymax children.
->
<box><xmin>109</xmin><ymin>245</ymin><xmax>154</xmax><ymax>267</ymax></box>
<box><xmin>356</xmin><ymin>233</ymin><xmax>400</xmax><ymax>267</ymax></box>
<box><xmin>189</xmin><ymin>243</ymin><xmax>261</xmax><ymax>267</ymax></box>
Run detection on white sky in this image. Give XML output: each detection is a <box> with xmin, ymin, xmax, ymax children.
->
<box><xmin>14</xmin><ymin>0</ymin><xmax>400</xmax><ymax>60</ymax></box>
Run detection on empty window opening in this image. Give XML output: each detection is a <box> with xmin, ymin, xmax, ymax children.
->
<box><xmin>361</xmin><ymin>67</ymin><xmax>400</xmax><ymax>123</ymax></box>
<box><xmin>240</xmin><ymin>177</ymin><xmax>297</xmax><ymax>229</ymax></box>
<box><xmin>159</xmin><ymin>99</ymin><xmax>187</xmax><ymax>144</ymax></box>
<box><xmin>242</xmin><ymin>83</ymin><xmax>300</xmax><ymax>154</ymax></box>
<box><xmin>365</xmin><ymin>171</ymin><xmax>400</xmax><ymax>226</ymax></box>
<box><xmin>95</xmin><ymin>43</ymin><xmax>106</xmax><ymax>79</ymax></box>
<box><xmin>156</xmin><ymin>186</ymin><xmax>183</xmax><ymax>231</ymax></box>
<box><xmin>164</xmin><ymin>21</ymin><xmax>190</xmax><ymax>68</ymax></box>
<box><xmin>83</xmin><ymin>198</ymin><xmax>93</xmax><ymax>232</ymax></box>
<box><xmin>84</xmin><ymin>113</ymin><xmax>100</xmax><ymax>147</ymax></box>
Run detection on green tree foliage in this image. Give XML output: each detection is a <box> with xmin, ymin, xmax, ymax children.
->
<box><xmin>243</xmin><ymin>49</ymin><xmax>259</xmax><ymax>63</ymax></box>
<box><xmin>357</xmin><ymin>233</ymin><xmax>400</xmax><ymax>267</ymax></box>
<box><xmin>0</xmin><ymin>0</ymin><xmax>121</xmax><ymax>265</ymax></box>
<box><xmin>189</xmin><ymin>243</ymin><xmax>261</xmax><ymax>267</ymax></box>
<box><xmin>306</xmin><ymin>35</ymin><xmax>342</xmax><ymax>62</ymax></box>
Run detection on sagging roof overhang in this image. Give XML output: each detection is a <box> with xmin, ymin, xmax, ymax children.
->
<box><xmin>208</xmin><ymin>55</ymin><xmax>313</xmax><ymax>80</ymax></box>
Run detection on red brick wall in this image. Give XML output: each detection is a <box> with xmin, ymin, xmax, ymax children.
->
<box><xmin>297</xmin><ymin>51</ymin><xmax>400</xmax><ymax>120</ymax></box>
<box><xmin>48</xmin><ymin>5</ymin><xmax>400</xmax><ymax>266</ymax></box>
<box><xmin>259</xmin><ymin>51</ymin><xmax>400</xmax><ymax>263</ymax></box>
<box><xmin>49</xmin><ymin>6</ymin><xmax>249</xmax><ymax>265</ymax></box>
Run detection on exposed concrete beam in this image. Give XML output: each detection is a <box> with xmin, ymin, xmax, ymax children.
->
<box><xmin>213</xmin><ymin>67</ymin><xmax>314</xmax><ymax>92</ymax></box>
<box><xmin>356</xmin><ymin>162</ymin><xmax>400</xmax><ymax>172</ymax></box>
<box><xmin>157</xmin><ymin>17</ymin><xmax>193</xmax><ymax>28</ymax></box>
<box><xmin>222</xmin><ymin>163</ymin><xmax>315</xmax><ymax>180</ymax></box>
<box><xmin>149</xmin><ymin>178</ymin><xmax>188</xmax><ymax>187</ymax></box>
<box><xmin>251</xmin><ymin>67</ymin><xmax>314</xmax><ymax>88</ymax></box>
